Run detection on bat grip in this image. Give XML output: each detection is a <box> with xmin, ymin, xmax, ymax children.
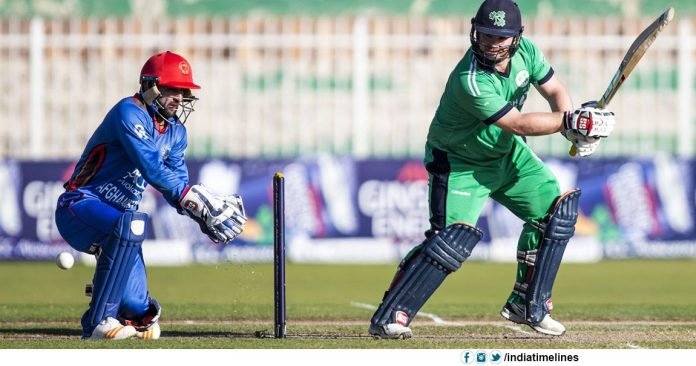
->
<box><xmin>568</xmin><ymin>145</ymin><xmax>577</xmax><ymax>157</ymax></box>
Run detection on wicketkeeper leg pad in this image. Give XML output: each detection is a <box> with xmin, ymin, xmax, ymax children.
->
<box><xmin>118</xmin><ymin>246</ymin><xmax>151</xmax><ymax>320</ymax></box>
<box><xmin>514</xmin><ymin>189</ymin><xmax>580</xmax><ymax>324</ymax></box>
<box><xmin>81</xmin><ymin>211</ymin><xmax>148</xmax><ymax>338</ymax></box>
<box><xmin>370</xmin><ymin>223</ymin><xmax>482</xmax><ymax>327</ymax></box>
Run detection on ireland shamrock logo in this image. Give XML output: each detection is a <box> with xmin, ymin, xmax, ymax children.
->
<box><xmin>489</xmin><ymin>11</ymin><xmax>506</xmax><ymax>27</ymax></box>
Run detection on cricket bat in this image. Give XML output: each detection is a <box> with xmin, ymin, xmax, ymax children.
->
<box><xmin>569</xmin><ymin>7</ymin><xmax>675</xmax><ymax>156</ymax></box>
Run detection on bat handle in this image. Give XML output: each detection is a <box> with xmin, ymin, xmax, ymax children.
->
<box><xmin>568</xmin><ymin>145</ymin><xmax>577</xmax><ymax>157</ymax></box>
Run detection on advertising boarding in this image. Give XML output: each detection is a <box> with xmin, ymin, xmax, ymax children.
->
<box><xmin>1</xmin><ymin>155</ymin><xmax>695</xmax><ymax>264</ymax></box>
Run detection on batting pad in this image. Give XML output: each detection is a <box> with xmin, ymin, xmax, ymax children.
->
<box><xmin>523</xmin><ymin>189</ymin><xmax>580</xmax><ymax>324</ymax></box>
<box><xmin>371</xmin><ymin>223</ymin><xmax>482</xmax><ymax>327</ymax></box>
<box><xmin>83</xmin><ymin>211</ymin><xmax>148</xmax><ymax>336</ymax></box>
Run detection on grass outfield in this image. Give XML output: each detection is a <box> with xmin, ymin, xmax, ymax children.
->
<box><xmin>1</xmin><ymin>260</ymin><xmax>695</xmax><ymax>348</ymax></box>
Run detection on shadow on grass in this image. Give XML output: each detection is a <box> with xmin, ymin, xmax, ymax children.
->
<box><xmin>0</xmin><ymin>328</ymin><xmax>267</xmax><ymax>339</ymax></box>
<box><xmin>0</xmin><ymin>327</ymin><xmax>81</xmax><ymax>337</ymax></box>
<box><xmin>163</xmin><ymin>330</ymin><xmax>263</xmax><ymax>338</ymax></box>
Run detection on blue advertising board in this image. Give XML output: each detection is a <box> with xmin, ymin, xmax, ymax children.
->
<box><xmin>1</xmin><ymin>155</ymin><xmax>695</xmax><ymax>263</ymax></box>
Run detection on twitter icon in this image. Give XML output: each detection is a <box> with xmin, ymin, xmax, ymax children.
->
<box><xmin>490</xmin><ymin>350</ymin><xmax>502</xmax><ymax>364</ymax></box>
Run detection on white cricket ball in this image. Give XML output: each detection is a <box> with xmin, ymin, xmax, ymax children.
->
<box><xmin>56</xmin><ymin>251</ymin><xmax>75</xmax><ymax>270</ymax></box>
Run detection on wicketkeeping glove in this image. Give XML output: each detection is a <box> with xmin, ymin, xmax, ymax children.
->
<box><xmin>180</xmin><ymin>184</ymin><xmax>247</xmax><ymax>243</ymax></box>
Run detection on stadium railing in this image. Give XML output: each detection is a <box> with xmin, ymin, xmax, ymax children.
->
<box><xmin>0</xmin><ymin>16</ymin><xmax>693</xmax><ymax>159</ymax></box>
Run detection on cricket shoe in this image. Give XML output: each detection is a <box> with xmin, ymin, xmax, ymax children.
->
<box><xmin>500</xmin><ymin>303</ymin><xmax>566</xmax><ymax>336</ymax></box>
<box><xmin>89</xmin><ymin>317</ymin><xmax>137</xmax><ymax>340</ymax></box>
<box><xmin>368</xmin><ymin>323</ymin><xmax>413</xmax><ymax>339</ymax></box>
<box><xmin>136</xmin><ymin>322</ymin><xmax>161</xmax><ymax>340</ymax></box>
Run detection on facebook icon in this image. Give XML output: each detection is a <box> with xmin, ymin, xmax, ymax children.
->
<box><xmin>461</xmin><ymin>350</ymin><xmax>474</xmax><ymax>364</ymax></box>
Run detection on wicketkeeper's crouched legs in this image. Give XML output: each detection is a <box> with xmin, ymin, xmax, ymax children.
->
<box><xmin>83</xmin><ymin>222</ymin><xmax>162</xmax><ymax>339</ymax></box>
<box><xmin>501</xmin><ymin>189</ymin><xmax>581</xmax><ymax>336</ymax></box>
<box><xmin>369</xmin><ymin>223</ymin><xmax>482</xmax><ymax>338</ymax></box>
<box><xmin>117</xmin><ymin>246</ymin><xmax>162</xmax><ymax>340</ymax></box>
<box><xmin>81</xmin><ymin>211</ymin><xmax>147</xmax><ymax>339</ymax></box>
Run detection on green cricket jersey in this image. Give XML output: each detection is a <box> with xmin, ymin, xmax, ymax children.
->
<box><xmin>421</xmin><ymin>37</ymin><xmax>564</xmax><ymax>307</ymax></box>
<box><xmin>426</xmin><ymin>37</ymin><xmax>553</xmax><ymax>164</ymax></box>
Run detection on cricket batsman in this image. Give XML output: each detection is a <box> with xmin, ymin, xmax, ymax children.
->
<box><xmin>55</xmin><ymin>51</ymin><xmax>247</xmax><ymax>340</ymax></box>
<box><xmin>369</xmin><ymin>0</ymin><xmax>616</xmax><ymax>339</ymax></box>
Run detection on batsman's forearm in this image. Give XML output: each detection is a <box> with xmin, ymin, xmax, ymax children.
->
<box><xmin>506</xmin><ymin>111</ymin><xmax>565</xmax><ymax>136</ymax></box>
<box><xmin>536</xmin><ymin>75</ymin><xmax>573</xmax><ymax>112</ymax></box>
<box><xmin>548</xmin><ymin>93</ymin><xmax>573</xmax><ymax>113</ymax></box>
<box><xmin>542</xmin><ymin>84</ymin><xmax>573</xmax><ymax>112</ymax></box>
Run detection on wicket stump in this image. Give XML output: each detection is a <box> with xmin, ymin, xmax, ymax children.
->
<box><xmin>273</xmin><ymin>172</ymin><xmax>287</xmax><ymax>338</ymax></box>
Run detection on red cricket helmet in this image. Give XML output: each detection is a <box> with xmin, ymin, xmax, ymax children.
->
<box><xmin>140</xmin><ymin>51</ymin><xmax>200</xmax><ymax>90</ymax></box>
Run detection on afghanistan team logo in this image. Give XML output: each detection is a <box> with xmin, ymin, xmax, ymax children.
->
<box><xmin>179</xmin><ymin>61</ymin><xmax>190</xmax><ymax>75</ymax></box>
<box><xmin>489</xmin><ymin>11</ymin><xmax>506</xmax><ymax>27</ymax></box>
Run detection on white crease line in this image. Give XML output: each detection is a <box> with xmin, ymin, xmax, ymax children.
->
<box><xmin>350</xmin><ymin>301</ymin><xmax>531</xmax><ymax>335</ymax></box>
<box><xmin>351</xmin><ymin>301</ymin><xmax>377</xmax><ymax>311</ymax></box>
<box><xmin>350</xmin><ymin>301</ymin><xmax>377</xmax><ymax>310</ymax></box>
<box><xmin>418</xmin><ymin>310</ymin><xmax>447</xmax><ymax>324</ymax></box>
<box><xmin>501</xmin><ymin>324</ymin><xmax>535</xmax><ymax>335</ymax></box>
<box><xmin>626</xmin><ymin>342</ymin><xmax>643</xmax><ymax>349</ymax></box>
<box><xmin>354</xmin><ymin>301</ymin><xmax>446</xmax><ymax>322</ymax></box>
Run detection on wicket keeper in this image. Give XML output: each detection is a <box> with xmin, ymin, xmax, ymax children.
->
<box><xmin>55</xmin><ymin>51</ymin><xmax>247</xmax><ymax>340</ymax></box>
